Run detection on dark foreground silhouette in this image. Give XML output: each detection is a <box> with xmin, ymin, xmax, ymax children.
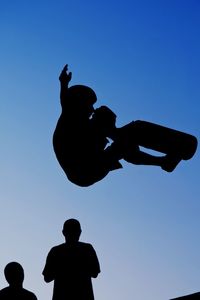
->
<box><xmin>0</xmin><ymin>262</ymin><xmax>37</xmax><ymax>300</ymax></box>
<box><xmin>43</xmin><ymin>218</ymin><xmax>100</xmax><ymax>300</ymax></box>
<box><xmin>171</xmin><ymin>292</ymin><xmax>200</xmax><ymax>299</ymax></box>
<box><xmin>53</xmin><ymin>64</ymin><xmax>198</xmax><ymax>187</ymax></box>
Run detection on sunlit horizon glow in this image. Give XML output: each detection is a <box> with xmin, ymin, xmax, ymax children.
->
<box><xmin>0</xmin><ymin>1</ymin><xmax>199</xmax><ymax>299</ymax></box>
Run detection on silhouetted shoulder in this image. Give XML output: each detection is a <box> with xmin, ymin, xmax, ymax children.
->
<box><xmin>50</xmin><ymin>242</ymin><xmax>94</xmax><ymax>251</ymax></box>
<box><xmin>51</xmin><ymin>242</ymin><xmax>66</xmax><ymax>251</ymax></box>
<box><xmin>77</xmin><ymin>241</ymin><xmax>94</xmax><ymax>248</ymax></box>
<box><xmin>0</xmin><ymin>286</ymin><xmax>37</xmax><ymax>300</ymax></box>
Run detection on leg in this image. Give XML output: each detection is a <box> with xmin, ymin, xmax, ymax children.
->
<box><xmin>105</xmin><ymin>137</ymin><xmax>169</xmax><ymax>170</ymax></box>
<box><xmin>124</xmin><ymin>149</ymin><xmax>164</xmax><ymax>166</ymax></box>
<box><xmin>112</xmin><ymin>120</ymin><xmax>197</xmax><ymax>161</ymax></box>
<box><xmin>124</xmin><ymin>148</ymin><xmax>182</xmax><ymax>172</ymax></box>
<box><xmin>112</xmin><ymin>120</ymin><xmax>196</xmax><ymax>172</ymax></box>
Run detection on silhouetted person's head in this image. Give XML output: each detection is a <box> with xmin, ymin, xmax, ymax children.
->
<box><xmin>67</xmin><ymin>85</ymin><xmax>97</xmax><ymax>117</ymax></box>
<box><xmin>4</xmin><ymin>262</ymin><xmax>24</xmax><ymax>288</ymax></box>
<box><xmin>62</xmin><ymin>218</ymin><xmax>82</xmax><ymax>244</ymax></box>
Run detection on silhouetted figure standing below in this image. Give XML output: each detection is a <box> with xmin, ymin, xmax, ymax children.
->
<box><xmin>53</xmin><ymin>64</ymin><xmax>198</xmax><ymax>187</ymax></box>
<box><xmin>43</xmin><ymin>218</ymin><xmax>100</xmax><ymax>300</ymax></box>
<box><xmin>0</xmin><ymin>262</ymin><xmax>37</xmax><ymax>300</ymax></box>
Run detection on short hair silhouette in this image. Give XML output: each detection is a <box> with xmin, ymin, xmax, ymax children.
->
<box><xmin>66</xmin><ymin>85</ymin><xmax>97</xmax><ymax>109</ymax></box>
<box><xmin>43</xmin><ymin>218</ymin><xmax>100</xmax><ymax>300</ymax></box>
<box><xmin>4</xmin><ymin>262</ymin><xmax>24</xmax><ymax>286</ymax></box>
<box><xmin>62</xmin><ymin>218</ymin><xmax>82</xmax><ymax>243</ymax></box>
<box><xmin>63</xmin><ymin>218</ymin><xmax>81</xmax><ymax>232</ymax></box>
<box><xmin>53</xmin><ymin>64</ymin><xmax>198</xmax><ymax>187</ymax></box>
<box><xmin>0</xmin><ymin>262</ymin><xmax>37</xmax><ymax>299</ymax></box>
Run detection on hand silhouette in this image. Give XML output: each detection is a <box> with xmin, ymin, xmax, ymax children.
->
<box><xmin>59</xmin><ymin>64</ymin><xmax>72</xmax><ymax>84</ymax></box>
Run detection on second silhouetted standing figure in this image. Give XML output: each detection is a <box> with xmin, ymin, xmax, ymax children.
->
<box><xmin>42</xmin><ymin>218</ymin><xmax>100</xmax><ymax>300</ymax></box>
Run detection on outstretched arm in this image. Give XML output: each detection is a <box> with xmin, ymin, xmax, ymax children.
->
<box><xmin>59</xmin><ymin>64</ymin><xmax>72</xmax><ymax>107</ymax></box>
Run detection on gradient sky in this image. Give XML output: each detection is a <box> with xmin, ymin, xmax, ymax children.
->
<box><xmin>0</xmin><ymin>1</ymin><xmax>200</xmax><ymax>299</ymax></box>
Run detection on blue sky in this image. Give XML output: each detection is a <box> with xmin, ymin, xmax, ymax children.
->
<box><xmin>0</xmin><ymin>1</ymin><xmax>200</xmax><ymax>299</ymax></box>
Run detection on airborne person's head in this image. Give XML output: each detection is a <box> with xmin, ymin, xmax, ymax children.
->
<box><xmin>67</xmin><ymin>85</ymin><xmax>97</xmax><ymax>117</ymax></box>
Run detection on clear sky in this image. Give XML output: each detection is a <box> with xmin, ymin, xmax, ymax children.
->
<box><xmin>0</xmin><ymin>1</ymin><xmax>199</xmax><ymax>299</ymax></box>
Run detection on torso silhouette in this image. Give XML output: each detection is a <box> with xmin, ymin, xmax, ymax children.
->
<box><xmin>0</xmin><ymin>286</ymin><xmax>37</xmax><ymax>300</ymax></box>
<box><xmin>53</xmin><ymin>84</ymin><xmax>121</xmax><ymax>187</ymax></box>
<box><xmin>43</xmin><ymin>242</ymin><xmax>100</xmax><ymax>300</ymax></box>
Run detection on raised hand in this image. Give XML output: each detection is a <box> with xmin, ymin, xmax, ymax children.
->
<box><xmin>59</xmin><ymin>64</ymin><xmax>72</xmax><ymax>84</ymax></box>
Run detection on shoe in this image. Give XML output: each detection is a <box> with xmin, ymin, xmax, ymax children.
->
<box><xmin>161</xmin><ymin>155</ymin><xmax>182</xmax><ymax>172</ymax></box>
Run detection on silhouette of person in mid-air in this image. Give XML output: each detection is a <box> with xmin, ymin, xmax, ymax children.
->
<box><xmin>43</xmin><ymin>218</ymin><xmax>100</xmax><ymax>300</ymax></box>
<box><xmin>0</xmin><ymin>262</ymin><xmax>37</xmax><ymax>300</ymax></box>
<box><xmin>53</xmin><ymin>64</ymin><xmax>198</xmax><ymax>187</ymax></box>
